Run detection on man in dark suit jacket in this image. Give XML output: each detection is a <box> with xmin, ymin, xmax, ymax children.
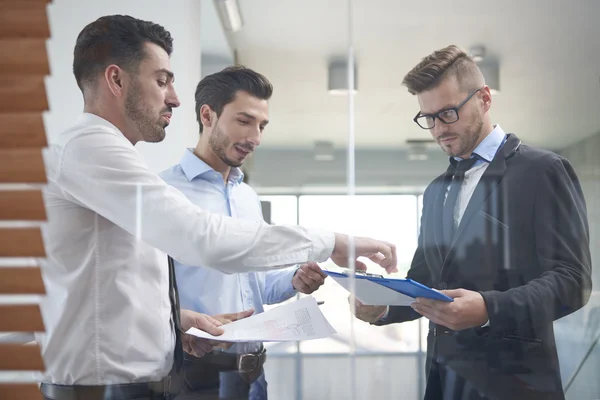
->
<box><xmin>354</xmin><ymin>45</ymin><xmax>592</xmax><ymax>400</ymax></box>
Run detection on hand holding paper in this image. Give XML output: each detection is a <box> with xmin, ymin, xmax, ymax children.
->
<box><xmin>180</xmin><ymin>309</ymin><xmax>224</xmax><ymax>357</ymax></box>
<box><xmin>185</xmin><ymin>296</ymin><xmax>336</xmax><ymax>343</ymax></box>
<box><xmin>180</xmin><ymin>309</ymin><xmax>255</xmax><ymax>356</ymax></box>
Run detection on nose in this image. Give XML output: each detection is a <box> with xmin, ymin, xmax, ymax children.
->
<box><xmin>248</xmin><ymin>125</ymin><xmax>262</xmax><ymax>147</ymax></box>
<box><xmin>166</xmin><ymin>86</ymin><xmax>181</xmax><ymax>108</ymax></box>
<box><xmin>431</xmin><ymin>121</ymin><xmax>449</xmax><ymax>138</ymax></box>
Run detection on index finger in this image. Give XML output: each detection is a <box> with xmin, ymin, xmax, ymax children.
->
<box><xmin>377</xmin><ymin>241</ymin><xmax>398</xmax><ymax>273</ymax></box>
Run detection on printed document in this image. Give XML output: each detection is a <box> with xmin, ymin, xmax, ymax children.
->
<box><xmin>185</xmin><ymin>296</ymin><xmax>336</xmax><ymax>342</ymax></box>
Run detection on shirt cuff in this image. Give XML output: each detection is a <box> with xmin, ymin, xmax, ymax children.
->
<box><xmin>378</xmin><ymin>306</ymin><xmax>390</xmax><ymax>321</ymax></box>
<box><xmin>482</xmin><ymin>319</ymin><xmax>490</xmax><ymax>327</ymax></box>
<box><xmin>308</xmin><ymin>228</ymin><xmax>335</xmax><ymax>262</ymax></box>
<box><xmin>281</xmin><ymin>268</ymin><xmax>299</xmax><ymax>299</ymax></box>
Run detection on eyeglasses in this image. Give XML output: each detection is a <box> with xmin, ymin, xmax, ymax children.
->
<box><xmin>413</xmin><ymin>87</ymin><xmax>482</xmax><ymax>130</ymax></box>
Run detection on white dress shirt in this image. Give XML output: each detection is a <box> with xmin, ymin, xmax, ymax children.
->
<box><xmin>37</xmin><ymin>113</ymin><xmax>334</xmax><ymax>385</ymax></box>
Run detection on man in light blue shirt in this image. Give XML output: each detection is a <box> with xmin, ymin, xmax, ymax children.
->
<box><xmin>160</xmin><ymin>66</ymin><xmax>326</xmax><ymax>400</ymax></box>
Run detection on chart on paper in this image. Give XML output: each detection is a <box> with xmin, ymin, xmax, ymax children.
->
<box><xmin>185</xmin><ymin>296</ymin><xmax>336</xmax><ymax>342</ymax></box>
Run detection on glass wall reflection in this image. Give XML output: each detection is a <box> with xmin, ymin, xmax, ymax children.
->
<box><xmin>9</xmin><ymin>0</ymin><xmax>598</xmax><ymax>399</ymax></box>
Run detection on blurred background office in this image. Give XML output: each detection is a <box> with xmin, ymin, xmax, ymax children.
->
<box><xmin>3</xmin><ymin>0</ymin><xmax>599</xmax><ymax>399</ymax></box>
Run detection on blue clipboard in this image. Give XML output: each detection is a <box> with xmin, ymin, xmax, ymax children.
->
<box><xmin>324</xmin><ymin>270</ymin><xmax>453</xmax><ymax>302</ymax></box>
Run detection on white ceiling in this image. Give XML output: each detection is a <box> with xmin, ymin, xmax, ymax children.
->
<box><xmin>218</xmin><ymin>0</ymin><xmax>600</xmax><ymax>150</ymax></box>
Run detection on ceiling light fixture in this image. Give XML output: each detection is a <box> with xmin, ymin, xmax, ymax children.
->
<box><xmin>214</xmin><ymin>0</ymin><xmax>244</xmax><ymax>32</ymax></box>
<box><xmin>328</xmin><ymin>60</ymin><xmax>358</xmax><ymax>95</ymax></box>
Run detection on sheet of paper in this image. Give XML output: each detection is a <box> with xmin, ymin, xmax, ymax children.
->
<box><xmin>185</xmin><ymin>296</ymin><xmax>336</xmax><ymax>342</ymax></box>
<box><xmin>328</xmin><ymin>273</ymin><xmax>416</xmax><ymax>306</ymax></box>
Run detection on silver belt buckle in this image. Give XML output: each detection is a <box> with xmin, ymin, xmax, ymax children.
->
<box><xmin>237</xmin><ymin>353</ymin><xmax>259</xmax><ymax>373</ymax></box>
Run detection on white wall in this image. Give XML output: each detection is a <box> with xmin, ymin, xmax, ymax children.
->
<box><xmin>44</xmin><ymin>0</ymin><xmax>203</xmax><ymax>173</ymax></box>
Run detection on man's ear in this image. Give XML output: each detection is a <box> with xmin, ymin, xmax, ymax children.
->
<box><xmin>199</xmin><ymin>104</ymin><xmax>214</xmax><ymax>129</ymax></box>
<box><xmin>480</xmin><ymin>85</ymin><xmax>492</xmax><ymax>112</ymax></box>
<box><xmin>105</xmin><ymin>65</ymin><xmax>125</xmax><ymax>97</ymax></box>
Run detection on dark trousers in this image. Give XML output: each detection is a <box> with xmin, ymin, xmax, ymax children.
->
<box><xmin>424</xmin><ymin>359</ymin><xmax>490</xmax><ymax>400</ymax></box>
<box><xmin>40</xmin><ymin>382</ymin><xmax>171</xmax><ymax>400</ymax></box>
<box><xmin>173</xmin><ymin>353</ymin><xmax>267</xmax><ymax>400</ymax></box>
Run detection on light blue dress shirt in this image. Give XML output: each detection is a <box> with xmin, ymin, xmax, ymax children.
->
<box><xmin>160</xmin><ymin>149</ymin><xmax>298</xmax><ymax>353</ymax></box>
<box><xmin>453</xmin><ymin>124</ymin><xmax>507</xmax><ymax>165</ymax></box>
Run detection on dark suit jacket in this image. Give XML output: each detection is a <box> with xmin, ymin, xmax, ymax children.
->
<box><xmin>377</xmin><ymin>134</ymin><xmax>592</xmax><ymax>400</ymax></box>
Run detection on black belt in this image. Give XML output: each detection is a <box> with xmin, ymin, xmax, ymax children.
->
<box><xmin>198</xmin><ymin>346</ymin><xmax>267</xmax><ymax>373</ymax></box>
<box><xmin>40</xmin><ymin>377</ymin><xmax>172</xmax><ymax>400</ymax></box>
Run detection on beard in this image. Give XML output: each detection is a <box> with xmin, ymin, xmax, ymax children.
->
<box><xmin>208</xmin><ymin>122</ymin><xmax>249</xmax><ymax>168</ymax></box>
<box><xmin>124</xmin><ymin>80</ymin><xmax>167</xmax><ymax>143</ymax></box>
<box><xmin>440</xmin><ymin>111</ymin><xmax>484</xmax><ymax>158</ymax></box>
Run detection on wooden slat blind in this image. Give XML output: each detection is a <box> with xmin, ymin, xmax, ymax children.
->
<box><xmin>1</xmin><ymin>0</ymin><xmax>51</xmax><ymax>398</ymax></box>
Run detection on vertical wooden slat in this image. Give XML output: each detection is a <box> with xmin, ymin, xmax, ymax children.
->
<box><xmin>0</xmin><ymin>76</ymin><xmax>49</xmax><ymax>112</ymax></box>
<box><xmin>0</xmin><ymin>305</ymin><xmax>45</xmax><ymax>332</ymax></box>
<box><xmin>0</xmin><ymin>190</ymin><xmax>46</xmax><ymax>220</ymax></box>
<box><xmin>0</xmin><ymin>113</ymin><xmax>48</xmax><ymax>148</ymax></box>
<box><xmin>0</xmin><ymin>228</ymin><xmax>46</xmax><ymax>257</ymax></box>
<box><xmin>0</xmin><ymin>39</ymin><xmax>49</xmax><ymax>75</ymax></box>
<box><xmin>0</xmin><ymin>267</ymin><xmax>45</xmax><ymax>294</ymax></box>
<box><xmin>0</xmin><ymin>2</ymin><xmax>50</xmax><ymax>38</ymax></box>
<box><xmin>0</xmin><ymin>149</ymin><xmax>47</xmax><ymax>183</ymax></box>
<box><xmin>0</xmin><ymin>344</ymin><xmax>45</xmax><ymax>370</ymax></box>
<box><xmin>0</xmin><ymin>384</ymin><xmax>43</xmax><ymax>400</ymax></box>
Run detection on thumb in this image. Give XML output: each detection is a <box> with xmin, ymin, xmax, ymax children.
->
<box><xmin>232</xmin><ymin>308</ymin><xmax>255</xmax><ymax>321</ymax></box>
<box><xmin>196</xmin><ymin>314</ymin><xmax>225</xmax><ymax>336</ymax></box>
<box><xmin>354</xmin><ymin>260</ymin><xmax>368</xmax><ymax>271</ymax></box>
<box><xmin>219</xmin><ymin>308</ymin><xmax>255</xmax><ymax>323</ymax></box>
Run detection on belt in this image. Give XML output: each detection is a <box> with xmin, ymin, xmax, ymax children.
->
<box><xmin>199</xmin><ymin>346</ymin><xmax>267</xmax><ymax>374</ymax></box>
<box><xmin>430</xmin><ymin>326</ymin><xmax>453</xmax><ymax>336</ymax></box>
<box><xmin>40</xmin><ymin>377</ymin><xmax>172</xmax><ymax>400</ymax></box>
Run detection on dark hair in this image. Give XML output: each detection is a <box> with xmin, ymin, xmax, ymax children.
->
<box><xmin>73</xmin><ymin>15</ymin><xmax>173</xmax><ymax>91</ymax></box>
<box><xmin>402</xmin><ymin>45</ymin><xmax>483</xmax><ymax>95</ymax></box>
<box><xmin>195</xmin><ymin>66</ymin><xmax>273</xmax><ymax>133</ymax></box>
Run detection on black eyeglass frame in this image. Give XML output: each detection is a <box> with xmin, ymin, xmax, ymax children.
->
<box><xmin>413</xmin><ymin>87</ymin><xmax>483</xmax><ymax>130</ymax></box>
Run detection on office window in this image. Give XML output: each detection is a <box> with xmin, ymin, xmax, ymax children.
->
<box><xmin>297</xmin><ymin>195</ymin><xmax>420</xmax><ymax>353</ymax></box>
<box><xmin>259</xmin><ymin>194</ymin><xmax>424</xmax><ymax>355</ymax></box>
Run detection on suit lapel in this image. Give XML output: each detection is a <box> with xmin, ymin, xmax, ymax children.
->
<box><xmin>441</xmin><ymin>134</ymin><xmax>521</xmax><ymax>271</ymax></box>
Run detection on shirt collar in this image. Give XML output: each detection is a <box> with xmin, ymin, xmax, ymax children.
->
<box><xmin>179</xmin><ymin>149</ymin><xmax>245</xmax><ymax>184</ymax></box>
<box><xmin>453</xmin><ymin>124</ymin><xmax>506</xmax><ymax>163</ymax></box>
<box><xmin>78</xmin><ymin>113</ymin><xmax>124</xmax><ymax>135</ymax></box>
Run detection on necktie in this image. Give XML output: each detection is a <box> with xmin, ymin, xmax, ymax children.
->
<box><xmin>168</xmin><ymin>256</ymin><xmax>184</xmax><ymax>372</ymax></box>
<box><xmin>442</xmin><ymin>156</ymin><xmax>479</xmax><ymax>247</ymax></box>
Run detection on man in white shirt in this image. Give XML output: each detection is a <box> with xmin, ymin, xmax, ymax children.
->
<box><xmin>160</xmin><ymin>66</ymin><xmax>328</xmax><ymax>399</ymax></box>
<box><xmin>38</xmin><ymin>15</ymin><xmax>397</xmax><ymax>400</ymax></box>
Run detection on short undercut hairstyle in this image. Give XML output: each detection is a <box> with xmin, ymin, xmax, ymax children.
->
<box><xmin>402</xmin><ymin>45</ymin><xmax>484</xmax><ymax>95</ymax></box>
